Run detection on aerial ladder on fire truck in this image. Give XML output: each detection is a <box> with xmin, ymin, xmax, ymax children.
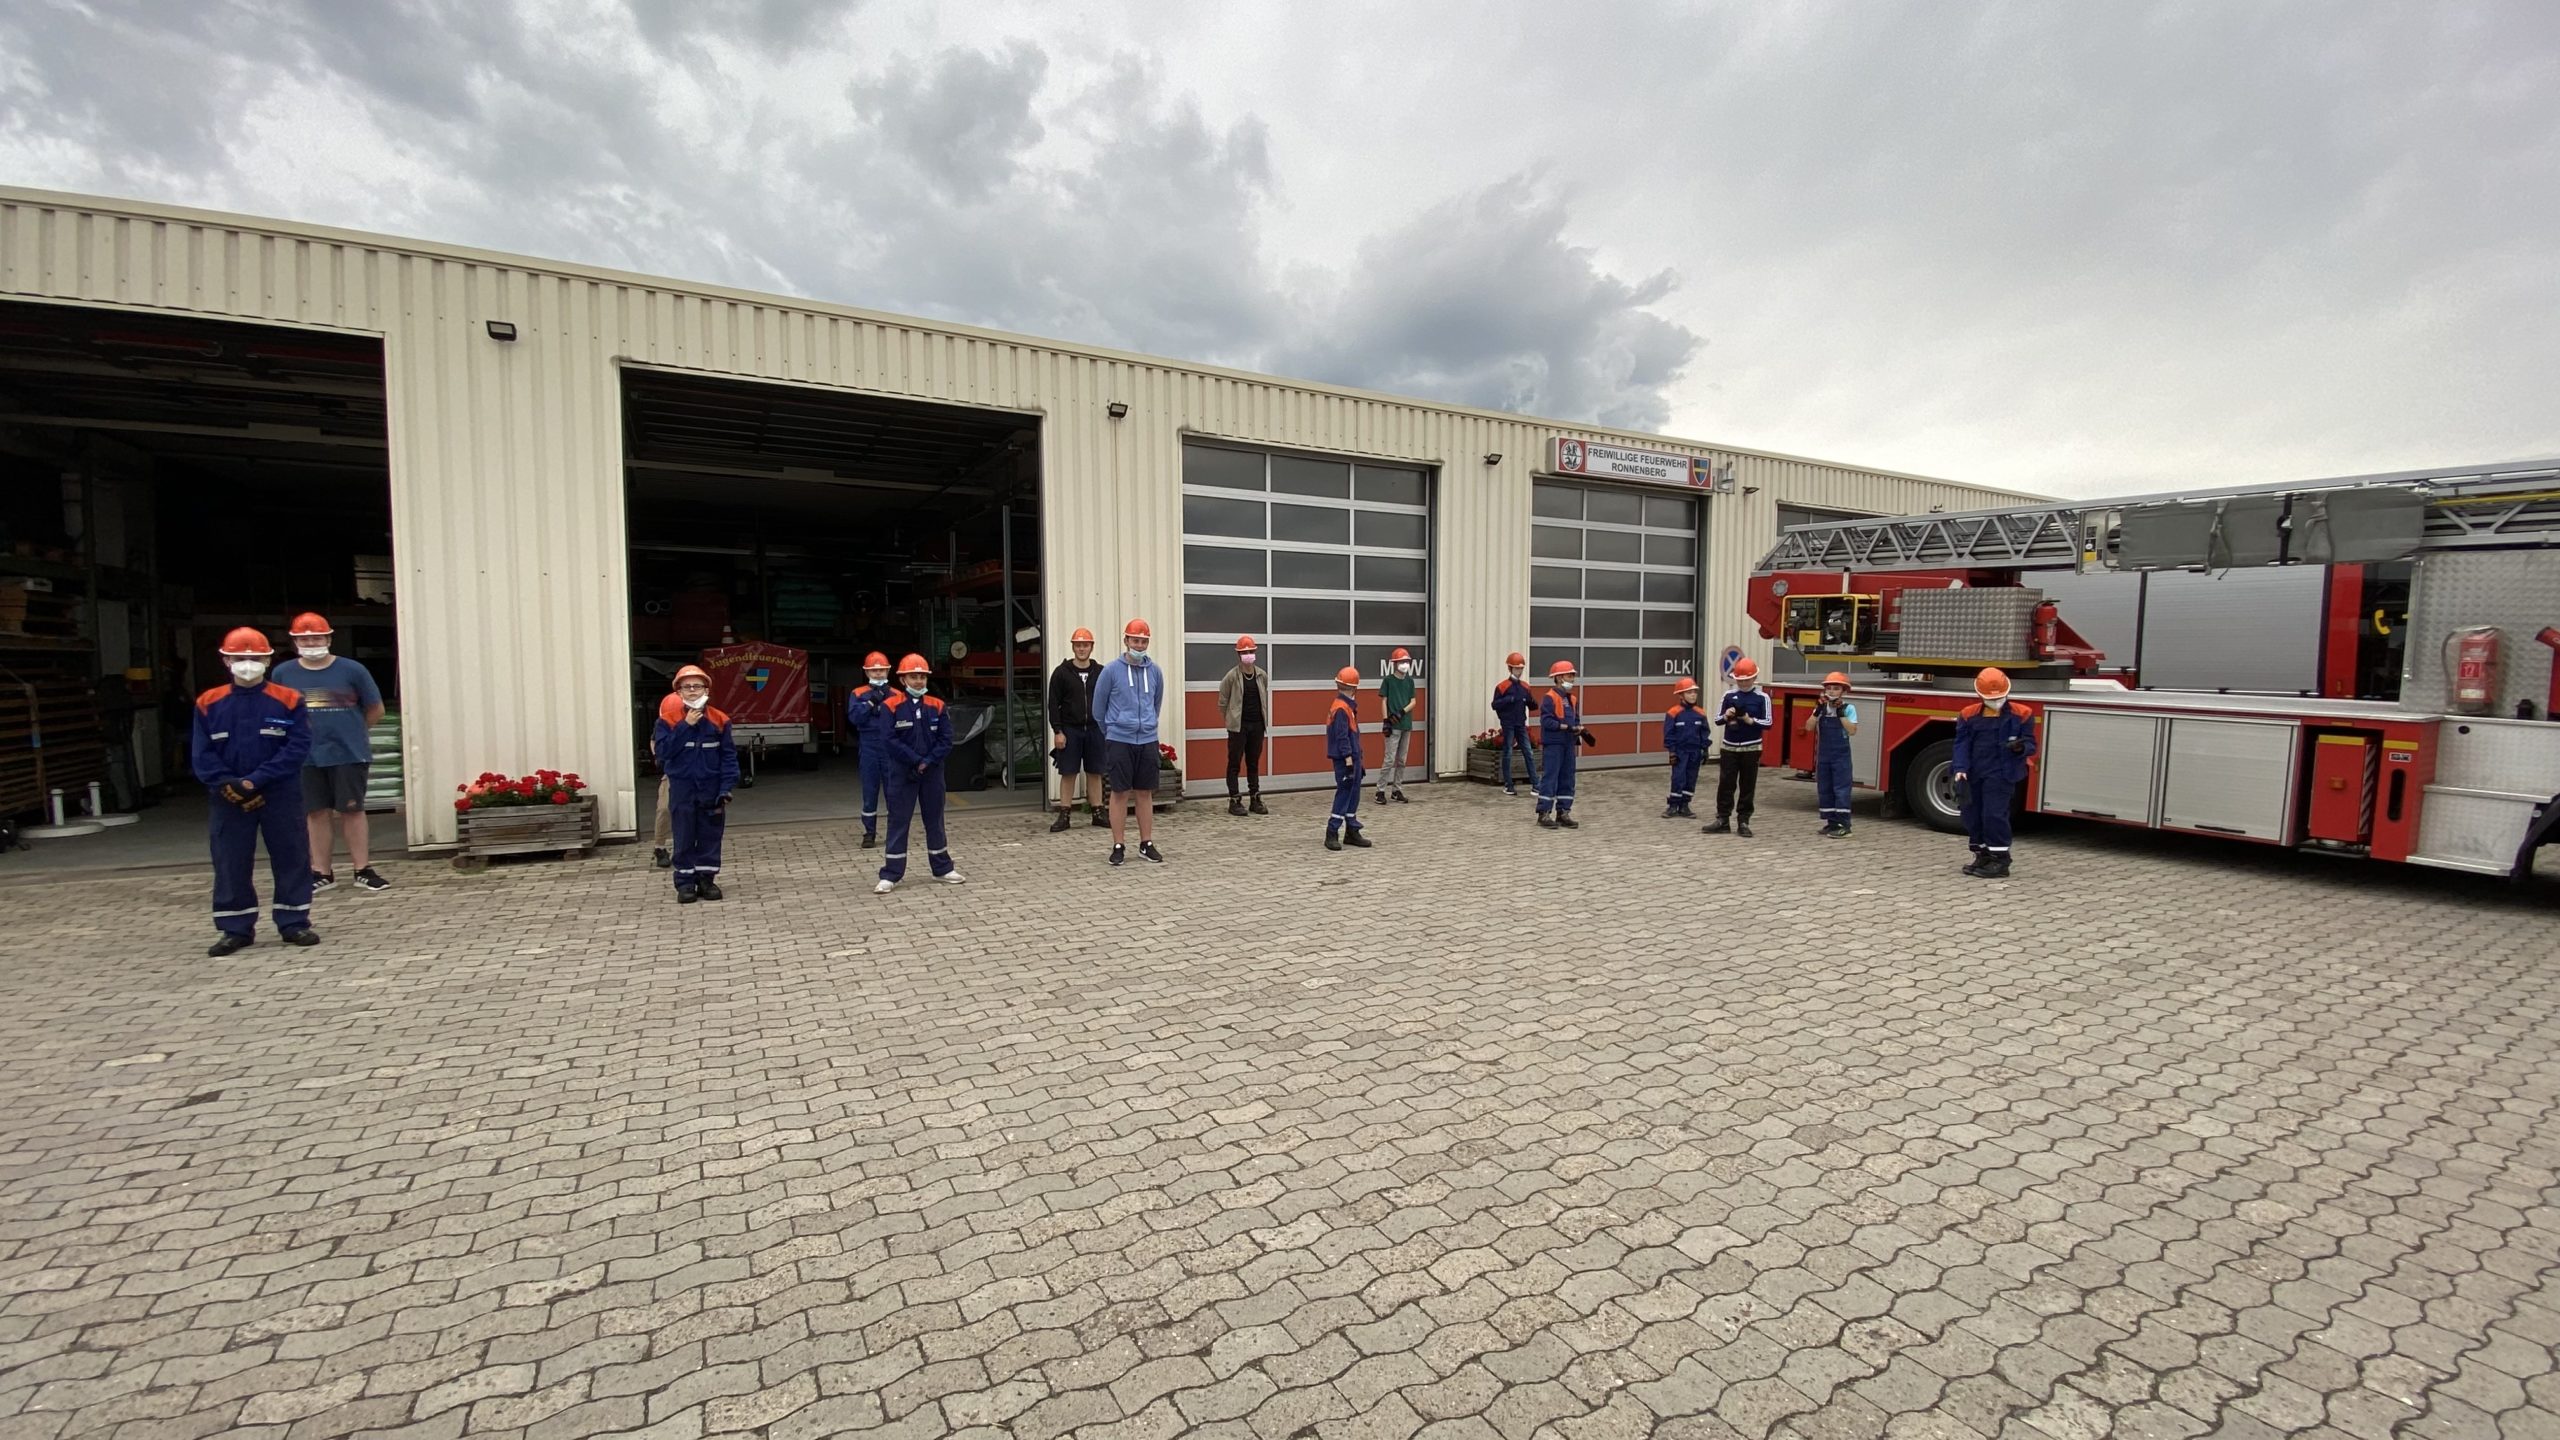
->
<box><xmin>1748</xmin><ymin>459</ymin><xmax>2560</xmax><ymax>880</ymax></box>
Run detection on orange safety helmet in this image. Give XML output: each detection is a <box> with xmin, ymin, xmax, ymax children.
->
<box><xmin>1822</xmin><ymin>671</ymin><xmax>1852</xmax><ymax>687</ymax></box>
<box><xmin>1070</xmin><ymin>627</ymin><xmax>1096</xmax><ymax>646</ymax></box>
<box><xmin>1505</xmin><ymin>651</ymin><xmax>1526</xmax><ymax>667</ymax></box>
<box><xmin>1236</xmin><ymin>635</ymin><xmax>1257</xmax><ymax>651</ymax></box>
<box><xmin>288</xmin><ymin>612</ymin><xmax>331</xmax><ymax>637</ymax></box>
<box><xmin>898</xmin><ymin>653</ymin><xmax>932</xmax><ymax>676</ymax></box>
<box><xmin>862</xmin><ymin>651</ymin><xmax>890</xmax><ymax>671</ymax></box>
<box><xmin>1334</xmin><ymin>666</ymin><xmax>1362</xmax><ymax>686</ymax></box>
<box><xmin>1673</xmin><ymin>676</ymin><xmax>1700</xmax><ymax>696</ymax></box>
<box><xmin>1548</xmin><ymin>659</ymin><xmax>1578</xmax><ymax>678</ymax></box>
<box><xmin>1389</xmin><ymin>647</ymin><xmax>1412</xmax><ymax>662</ymax></box>
<box><xmin>672</xmin><ymin>664</ymin><xmax>711</xmax><ymax>688</ymax></box>
<box><xmin>218</xmin><ymin>627</ymin><xmax>274</xmax><ymax>657</ymax></box>
<box><xmin>1730</xmin><ymin>657</ymin><xmax>1761</xmax><ymax>681</ymax></box>
<box><xmin>1123</xmin><ymin>618</ymin><xmax>1151</xmax><ymax>640</ymax></box>
<box><xmin>1974</xmin><ymin>666</ymin><xmax>2012</xmax><ymax>700</ymax></box>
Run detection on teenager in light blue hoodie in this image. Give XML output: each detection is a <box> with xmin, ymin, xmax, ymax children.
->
<box><xmin>1091</xmin><ymin>617</ymin><xmax>1167</xmax><ymax>867</ymax></box>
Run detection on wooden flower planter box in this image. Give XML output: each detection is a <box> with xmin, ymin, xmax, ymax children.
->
<box><xmin>1466</xmin><ymin>743</ymin><xmax>1536</xmax><ymax>783</ymax></box>
<box><xmin>454</xmin><ymin>796</ymin><xmax>600</xmax><ymax>870</ymax></box>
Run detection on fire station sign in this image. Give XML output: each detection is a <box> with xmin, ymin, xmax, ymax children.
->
<box><xmin>1548</xmin><ymin>436</ymin><xmax>1707</xmax><ymax>490</ymax></box>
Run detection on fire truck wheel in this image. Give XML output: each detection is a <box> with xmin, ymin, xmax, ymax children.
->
<box><xmin>1901</xmin><ymin>738</ymin><xmax>1966</xmax><ymax>834</ymax></box>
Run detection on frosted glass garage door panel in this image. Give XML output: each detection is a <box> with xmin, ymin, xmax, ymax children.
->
<box><xmin>2139</xmin><ymin>567</ymin><xmax>2323</xmax><ymax>694</ymax></box>
<box><xmin>2160</xmin><ymin>718</ymin><xmax>2299</xmax><ymax>842</ymax></box>
<box><xmin>2037</xmin><ymin>708</ymin><xmax>2161</xmax><ymax>826</ymax></box>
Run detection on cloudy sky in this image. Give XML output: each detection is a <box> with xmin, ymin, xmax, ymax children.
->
<box><xmin>3</xmin><ymin>0</ymin><xmax>2554</xmax><ymax>496</ymax></box>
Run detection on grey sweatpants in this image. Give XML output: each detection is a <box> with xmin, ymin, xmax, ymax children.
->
<box><xmin>1379</xmin><ymin>728</ymin><xmax>1414</xmax><ymax>792</ymax></box>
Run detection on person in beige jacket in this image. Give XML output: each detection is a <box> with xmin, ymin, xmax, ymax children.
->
<box><xmin>1218</xmin><ymin>635</ymin><xmax>1273</xmax><ymax>816</ymax></box>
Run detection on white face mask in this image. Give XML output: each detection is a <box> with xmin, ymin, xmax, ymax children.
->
<box><xmin>905</xmin><ymin>680</ymin><xmax>927</xmax><ymax>695</ymax></box>
<box><xmin>1509</xmin><ymin>668</ymin><xmax>1524</xmax><ymax>680</ymax></box>
<box><xmin>1238</xmin><ymin>653</ymin><xmax>1257</xmax><ymax>667</ymax></box>
<box><xmin>1982</xmin><ymin>696</ymin><xmax>2006</xmax><ymax>711</ymax></box>
<box><xmin>1124</xmin><ymin>648</ymin><xmax>1147</xmax><ymax>666</ymax></box>
<box><xmin>681</xmin><ymin>692</ymin><xmax>708</xmax><ymax>710</ymax></box>
<box><xmin>1394</xmin><ymin>662</ymin><xmax>1411</xmax><ymax>677</ymax></box>
<box><xmin>866</xmin><ymin>672</ymin><xmax>888</xmax><ymax>687</ymax></box>
<box><xmin>1558</xmin><ymin>678</ymin><xmax>1576</xmax><ymax>692</ymax></box>
<box><xmin>296</xmin><ymin>644</ymin><xmax>331</xmax><ymax>662</ymax></box>
<box><xmin>229</xmin><ymin>659</ymin><xmax>268</xmax><ymax>685</ymax></box>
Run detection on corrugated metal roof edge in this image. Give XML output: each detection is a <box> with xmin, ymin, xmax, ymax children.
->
<box><xmin>0</xmin><ymin>184</ymin><xmax>2040</xmax><ymax>501</ymax></box>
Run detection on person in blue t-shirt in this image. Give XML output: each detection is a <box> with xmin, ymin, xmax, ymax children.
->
<box><xmin>271</xmin><ymin>613</ymin><xmax>389</xmax><ymax>893</ymax></box>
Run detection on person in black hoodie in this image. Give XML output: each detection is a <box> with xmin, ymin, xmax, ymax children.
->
<box><xmin>1047</xmin><ymin>626</ymin><xmax>1107</xmax><ymax>833</ymax></box>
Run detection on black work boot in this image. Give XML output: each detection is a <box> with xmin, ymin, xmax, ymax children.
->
<box><xmin>1325</xmin><ymin>831</ymin><xmax>1343</xmax><ymax>851</ymax></box>
<box><xmin>1556</xmin><ymin>812</ymin><xmax>1579</xmax><ymax>829</ymax></box>
<box><xmin>1702</xmin><ymin>818</ymin><xmax>1731</xmax><ymax>834</ymax></box>
<box><xmin>1984</xmin><ymin>855</ymin><xmax>2012</xmax><ymax>879</ymax></box>
<box><xmin>1736</xmin><ymin>821</ymin><xmax>1754</xmax><ymax>838</ymax></box>
<box><xmin>207</xmin><ymin>933</ymin><xmax>253</xmax><ymax>958</ymax></box>
<box><xmin>1228</xmin><ymin>796</ymin><xmax>1247</xmax><ymax>817</ymax></box>
<box><xmin>1048</xmin><ymin>809</ymin><xmax>1072</xmax><ymax>833</ymax></box>
<box><xmin>652</xmin><ymin>847</ymin><xmax>672</xmax><ymax>868</ymax></box>
<box><xmin>1343</xmin><ymin>828</ymin><xmax>1372</xmax><ymax>848</ymax></box>
<box><xmin>1248</xmin><ymin>795</ymin><xmax>1267</xmax><ymax>815</ymax></box>
<box><xmin>698</xmin><ymin>879</ymin><xmax>724</xmax><ymax>901</ymax></box>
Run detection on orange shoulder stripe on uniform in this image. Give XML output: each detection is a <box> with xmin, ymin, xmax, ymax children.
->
<box><xmin>704</xmin><ymin>706</ymin><xmax>732</xmax><ymax>728</ymax></box>
<box><xmin>196</xmin><ymin>685</ymin><xmax>232</xmax><ymax>711</ymax></box>
<box><xmin>923</xmin><ymin>695</ymin><xmax>946</xmax><ymax>710</ymax></box>
<box><xmin>1958</xmin><ymin>702</ymin><xmax>1983</xmax><ymax>719</ymax></box>
<box><xmin>2010</xmin><ymin>701</ymin><xmax>2036</xmax><ymax>719</ymax></box>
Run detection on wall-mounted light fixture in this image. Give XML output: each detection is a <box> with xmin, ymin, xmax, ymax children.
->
<box><xmin>485</xmin><ymin>321</ymin><xmax>518</xmax><ymax>342</ymax></box>
<box><xmin>1483</xmin><ymin>453</ymin><xmax>1502</xmax><ymax>466</ymax></box>
<box><xmin>1106</xmin><ymin>401</ymin><xmax>1129</xmax><ymax>419</ymax></box>
<box><xmin>1742</xmin><ymin>486</ymin><xmax>1762</xmax><ymax>496</ymax></box>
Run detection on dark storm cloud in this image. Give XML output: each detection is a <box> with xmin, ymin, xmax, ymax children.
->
<box><xmin>0</xmin><ymin>0</ymin><xmax>1701</xmax><ymax>432</ymax></box>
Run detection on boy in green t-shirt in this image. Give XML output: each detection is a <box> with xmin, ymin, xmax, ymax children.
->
<box><xmin>1377</xmin><ymin>647</ymin><xmax>1417</xmax><ymax>804</ymax></box>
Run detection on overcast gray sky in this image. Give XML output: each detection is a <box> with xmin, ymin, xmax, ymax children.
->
<box><xmin>3</xmin><ymin>0</ymin><xmax>2554</xmax><ymax>496</ymax></box>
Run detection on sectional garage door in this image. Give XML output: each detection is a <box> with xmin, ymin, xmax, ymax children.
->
<box><xmin>1529</xmin><ymin>480</ymin><xmax>1700</xmax><ymax>767</ymax></box>
<box><xmin>1181</xmin><ymin>442</ymin><xmax>1432</xmax><ymax>794</ymax></box>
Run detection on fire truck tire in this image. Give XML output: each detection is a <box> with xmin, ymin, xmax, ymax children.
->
<box><xmin>1901</xmin><ymin>738</ymin><xmax>1967</xmax><ymax>834</ymax></box>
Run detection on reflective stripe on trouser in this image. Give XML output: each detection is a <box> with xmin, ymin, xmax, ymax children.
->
<box><xmin>670</xmin><ymin>781</ymin><xmax>726</xmax><ymax>889</ymax></box>
<box><xmin>1538</xmin><ymin>739</ymin><xmax>1577</xmax><ymax>815</ymax></box>
<box><xmin>1498</xmin><ymin>724</ymin><xmax>1534</xmax><ymax>788</ymax></box>
<box><xmin>1715</xmin><ymin>748</ymin><xmax>1759</xmax><ymax>821</ymax></box>
<box><xmin>209</xmin><ymin>786</ymin><xmax>314</xmax><ymax>936</ymax></box>
<box><xmin>1815</xmin><ymin>750</ymin><xmax>1853</xmax><ymax>822</ymax></box>
<box><xmin>1379</xmin><ymin>728</ymin><xmax>1412</xmax><ymax>792</ymax></box>
<box><xmin>858</xmin><ymin>753</ymin><xmax>884</xmax><ymax>834</ymax></box>
<box><xmin>1327</xmin><ymin>763</ymin><xmax>1364</xmax><ymax>834</ymax></box>
<box><xmin>880</xmin><ymin>769</ymin><xmax>953</xmax><ymax>882</ymax></box>
<box><xmin>1667</xmin><ymin>750</ymin><xmax>1702</xmax><ymax>805</ymax></box>
<box><xmin>1965</xmin><ymin>773</ymin><xmax>2016</xmax><ymax>853</ymax></box>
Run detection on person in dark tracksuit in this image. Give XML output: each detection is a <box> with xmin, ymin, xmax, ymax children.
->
<box><xmin>1047</xmin><ymin>627</ymin><xmax>1107</xmax><ymax>833</ymax></box>
<box><xmin>845</xmin><ymin>651</ymin><xmax>894</xmax><ymax>848</ymax></box>
<box><xmin>194</xmin><ymin>627</ymin><xmax>318</xmax><ymax>957</ymax></box>
<box><xmin>654</xmin><ymin>665</ymin><xmax>738</xmax><ymax>903</ymax></box>
<box><xmin>1537</xmin><ymin>659</ymin><xmax>1589</xmax><ymax>828</ymax></box>
<box><xmin>1490</xmin><ymin>652</ymin><xmax>1537</xmax><ymax>797</ymax></box>
<box><xmin>876</xmin><ymin>653</ymin><xmax>967</xmax><ymax>893</ymax></box>
<box><xmin>1805</xmin><ymin>670</ymin><xmax>1860</xmax><ymax>837</ymax></box>
<box><xmin>1661</xmin><ymin>676</ymin><xmax>1708</xmax><ymax>819</ymax></box>
<box><xmin>1955</xmin><ymin>666</ymin><xmax>2037</xmax><ymax>878</ymax></box>
<box><xmin>1324</xmin><ymin>666</ymin><xmax>1372</xmax><ymax>851</ymax></box>
<box><xmin>1704</xmin><ymin>657</ymin><xmax>1773</xmax><ymax>837</ymax></box>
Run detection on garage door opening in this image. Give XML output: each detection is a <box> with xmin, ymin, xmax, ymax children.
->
<box><xmin>0</xmin><ymin>300</ymin><xmax>400</xmax><ymax>870</ymax></box>
<box><xmin>621</xmin><ymin>369</ymin><xmax>1042</xmax><ymax>826</ymax></box>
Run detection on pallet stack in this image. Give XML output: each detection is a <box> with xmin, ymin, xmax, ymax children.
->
<box><xmin>0</xmin><ymin>673</ymin><xmax>108</xmax><ymax>820</ymax></box>
<box><xmin>0</xmin><ymin>579</ymin><xmax>78</xmax><ymax>643</ymax></box>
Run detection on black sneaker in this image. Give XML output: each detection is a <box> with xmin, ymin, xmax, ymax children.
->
<box><xmin>1736</xmin><ymin>822</ymin><xmax>1754</xmax><ymax>838</ymax></box>
<box><xmin>279</xmin><ymin>928</ymin><xmax>321</xmax><ymax>947</ymax></box>
<box><xmin>1390</xmin><ymin>790</ymin><xmax>1408</xmax><ymax>804</ymax></box>
<box><xmin>652</xmin><ymin>848</ymin><xmax>673</xmax><ymax>869</ymax></box>
<box><xmin>1109</xmin><ymin>844</ymin><xmax>1126</xmax><ymax>867</ymax></box>
<box><xmin>1139</xmin><ymin>842</ymin><xmax>1165</xmax><ymax>864</ymax></box>
<box><xmin>1248</xmin><ymin>796</ymin><xmax>1268</xmax><ymax>815</ymax></box>
<box><xmin>1048</xmin><ymin>810</ymin><xmax>1072</xmax><ymax>833</ymax></box>
<box><xmin>207</xmin><ymin>933</ymin><xmax>253</xmax><ymax>958</ymax></box>
<box><xmin>1702</xmin><ymin>819</ymin><xmax>1731</xmax><ymax>834</ymax></box>
<box><xmin>310</xmin><ymin>871</ymin><xmax>336</xmax><ymax>893</ymax></box>
<box><xmin>1343</xmin><ymin>829</ymin><xmax>1372</xmax><ymax>848</ymax></box>
<box><xmin>1325</xmin><ymin>833</ymin><xmax>1343</xmax><ymax>852</ymax></box>
<box><xmin>351</xmin><ymin>868</ymin><xmax>390</xmax><ymax>893</ymax></box>
<box><xmin>1834</xmin><ymin>827</ymin><xmax>1852</xmax><ymax>838</ymax></box>
<box><xmin>698</xmin><ymin>880</ymin><xmax>724</xmax><ymax>901</ymax></box>
<box><xmin>1090</xmin><ymin>810</ymin><xmax>1108</xmax><ymax>828</ymax></box>
<box><xmin>1375</xmin><ymin>790</ymin><xmax>1388</xmax><ymax>805</ymax></box>
<box><xmin>1502</xmin><ymin>786</ymin><xmax>1518</xmax><ymax>797</ymax></box>
<box><xmin>678</xmin><ymin>886</ymin><xmax>701</xmax><ymax>903</ymax></box>
<box><xmin>1556</xmin><ymin>814</ymin><xmax>1580</xmax><ymax>829</ymax></box>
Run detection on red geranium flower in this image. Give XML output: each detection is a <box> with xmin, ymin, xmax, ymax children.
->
<box><xmin>454</xmin><ymin>797</ymin><xmax>471</xmax><ymax>811</ymax></box>
<box><xmin>550</xmin><ymin>791</ymin><xmax>571</xmax><ymax>805</ymax></box>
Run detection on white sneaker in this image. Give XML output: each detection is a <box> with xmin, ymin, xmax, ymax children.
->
<box><xmin>938</xmin><ymin>871</ymin><xmax>967</xmax><ymax>884</ymax></box>
<box><xmin>874</xmin><ymin>878</ymin><xmax>897</xmax><ymax>894</ymax></box>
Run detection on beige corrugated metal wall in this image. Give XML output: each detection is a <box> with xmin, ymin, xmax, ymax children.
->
<box><xmin>0</xmin><ymin>188</ymin><xmax>2024</xmax><ymax>845</ymax></box>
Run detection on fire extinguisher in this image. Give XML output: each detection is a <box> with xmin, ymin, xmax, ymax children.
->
<box><xmin>2445</xmin><ymin>626</ymin><xmax>2502</xmax><ymax>715</ymax></box>
<box><xmin>2030</xmin><ymin>601</ymin><xmax>2060</xmax><ymax>660</ymax></box>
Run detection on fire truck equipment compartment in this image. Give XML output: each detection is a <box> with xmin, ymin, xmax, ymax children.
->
<box><xmin>2159</xmin><ymin>717</ymin><xmax>2301</xmax><ymax>843</ymax></box>
<box><xmin>2036</xmin><ymin>709</ymin><xmax>2162</xmax><ymax>827</ymax></box>
<box><xmin>2306</xmin><ymin>734</ymin><xmax>2380</xmax><ymax>845</ymax></box>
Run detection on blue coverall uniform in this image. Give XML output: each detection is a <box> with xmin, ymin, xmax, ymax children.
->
<box><xmin>879</xmin><ymin>688</ymin><xmax>957</xmax><ymax>883</ymax></box>
<box><xmin>1538</xmin><ymin>688</ymin><xmax>1582</xmax><ymax>817</ymax></box>
<box><xmin>1812</xmin><ymin>699</ymin><xmax>1858</xmax><ymax>831</ymax></box>
<box><xmin>845</xmin><ymin>682</ymin><xmax>894</xmax><ymax>840</ymax></box>
<box><xmin>192</xmin><ymin>681</ymin><xmax>315</xmax><ymax>939</ymax></box>
<box><xmin>1325</xmin><ymin>691</ymin><xmax>1365</xmax><ymax>839</ymax></box>
<box><xmin>1954</xmin><ymin>700</ymin><xmax>2038</xmax><ymax>859</ymax></box>
<box><xmin>653</xmin><ymin>705</ymin><xmax>739</xmax><ymax>892</ymax></box>
<box><xmin>1662</xmin><ymin>699</ymin><xmax>1708</xmax><ymax>812</ymax></box>
<box><xmin>1490</xmin><ymin>677</ymin><xmax>1537</xmax><ymax>791</ymax></box>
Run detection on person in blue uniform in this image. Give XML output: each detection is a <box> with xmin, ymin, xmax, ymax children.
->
<box><xmin>653</xmin><ymin>665</ymin><xmax>738</xmax><ymax>903</ymax></box>
<box><xmin>1537</xmin><ymin>660</ymin><xmax>1590</xmax><ymax>829</ymax></box>
<box><xmin>192</xmin><ymin>628</ymin><xmax>318</xmax><ymax>956</ymax></box>
<box><xmin>1955</xmin><ymin>666</ymin><xmax>2037</xmax><ymax>878</ymax></box>
<box><xmin>1324</xmin><ymin>666</ymin><xmax>1373</xmax><ymax>851</ymax></box>
<box><xmin>1661</xmin><ymin>676</ymin><xmax>1708</xmax><ymax>819</ymax></box>
<box><xmin>845</xmin><ymin>650</ymin><xmax>894</xmax><ymax>849</ymax></box>
<box><xmin>875</xmin><ymin>653</ymin><xmax>968</xmax><ymax>893</ymax></box>
<box><xmin>1489</xmin><ymin>651</ymin><xmax>1537</xmax><ymax>797</ymax></box>
<box><xmin>1703</xmin><ymin>658</ymin><xmax>1773</xmax><ymax>837</ymax></box>
<box><xmin>1805</xmin><ymin>670</ymin><xmax>1860</xmax><ymax>837</ymax></box>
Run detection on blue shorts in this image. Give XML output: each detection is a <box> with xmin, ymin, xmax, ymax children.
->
<box><xmin>1104</xmin><ymin>740</ymin><xmax>1161</xmax><ymax>794</ymax></box>
<box><xmin>1057</xmin><ymin>724</ymin><xmax>1106</xmax><ymax>778</ymax></box>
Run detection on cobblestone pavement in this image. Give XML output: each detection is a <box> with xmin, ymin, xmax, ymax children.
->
<box><xmin>4</xmin><ymin>771</ymin><xmax>2558</xmax><ymax>1440</ymax></box>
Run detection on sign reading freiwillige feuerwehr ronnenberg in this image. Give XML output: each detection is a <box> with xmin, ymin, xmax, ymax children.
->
<box><xmin>1548</xmin><ymin>436</ymin><xmax>1707</xmax><ymax>489</ymax></box>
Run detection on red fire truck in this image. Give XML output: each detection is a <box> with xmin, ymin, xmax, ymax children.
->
<box><xmin>1747</xmin><ymin>461</ymin><xmax>2560</xmax><ymax>880</ymax></box>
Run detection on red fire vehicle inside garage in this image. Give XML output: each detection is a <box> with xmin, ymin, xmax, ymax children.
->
<box><xmin>1748</xmin><ymin>461</ymin><xmax>2560</xmax><ymax>880</ymax></box>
